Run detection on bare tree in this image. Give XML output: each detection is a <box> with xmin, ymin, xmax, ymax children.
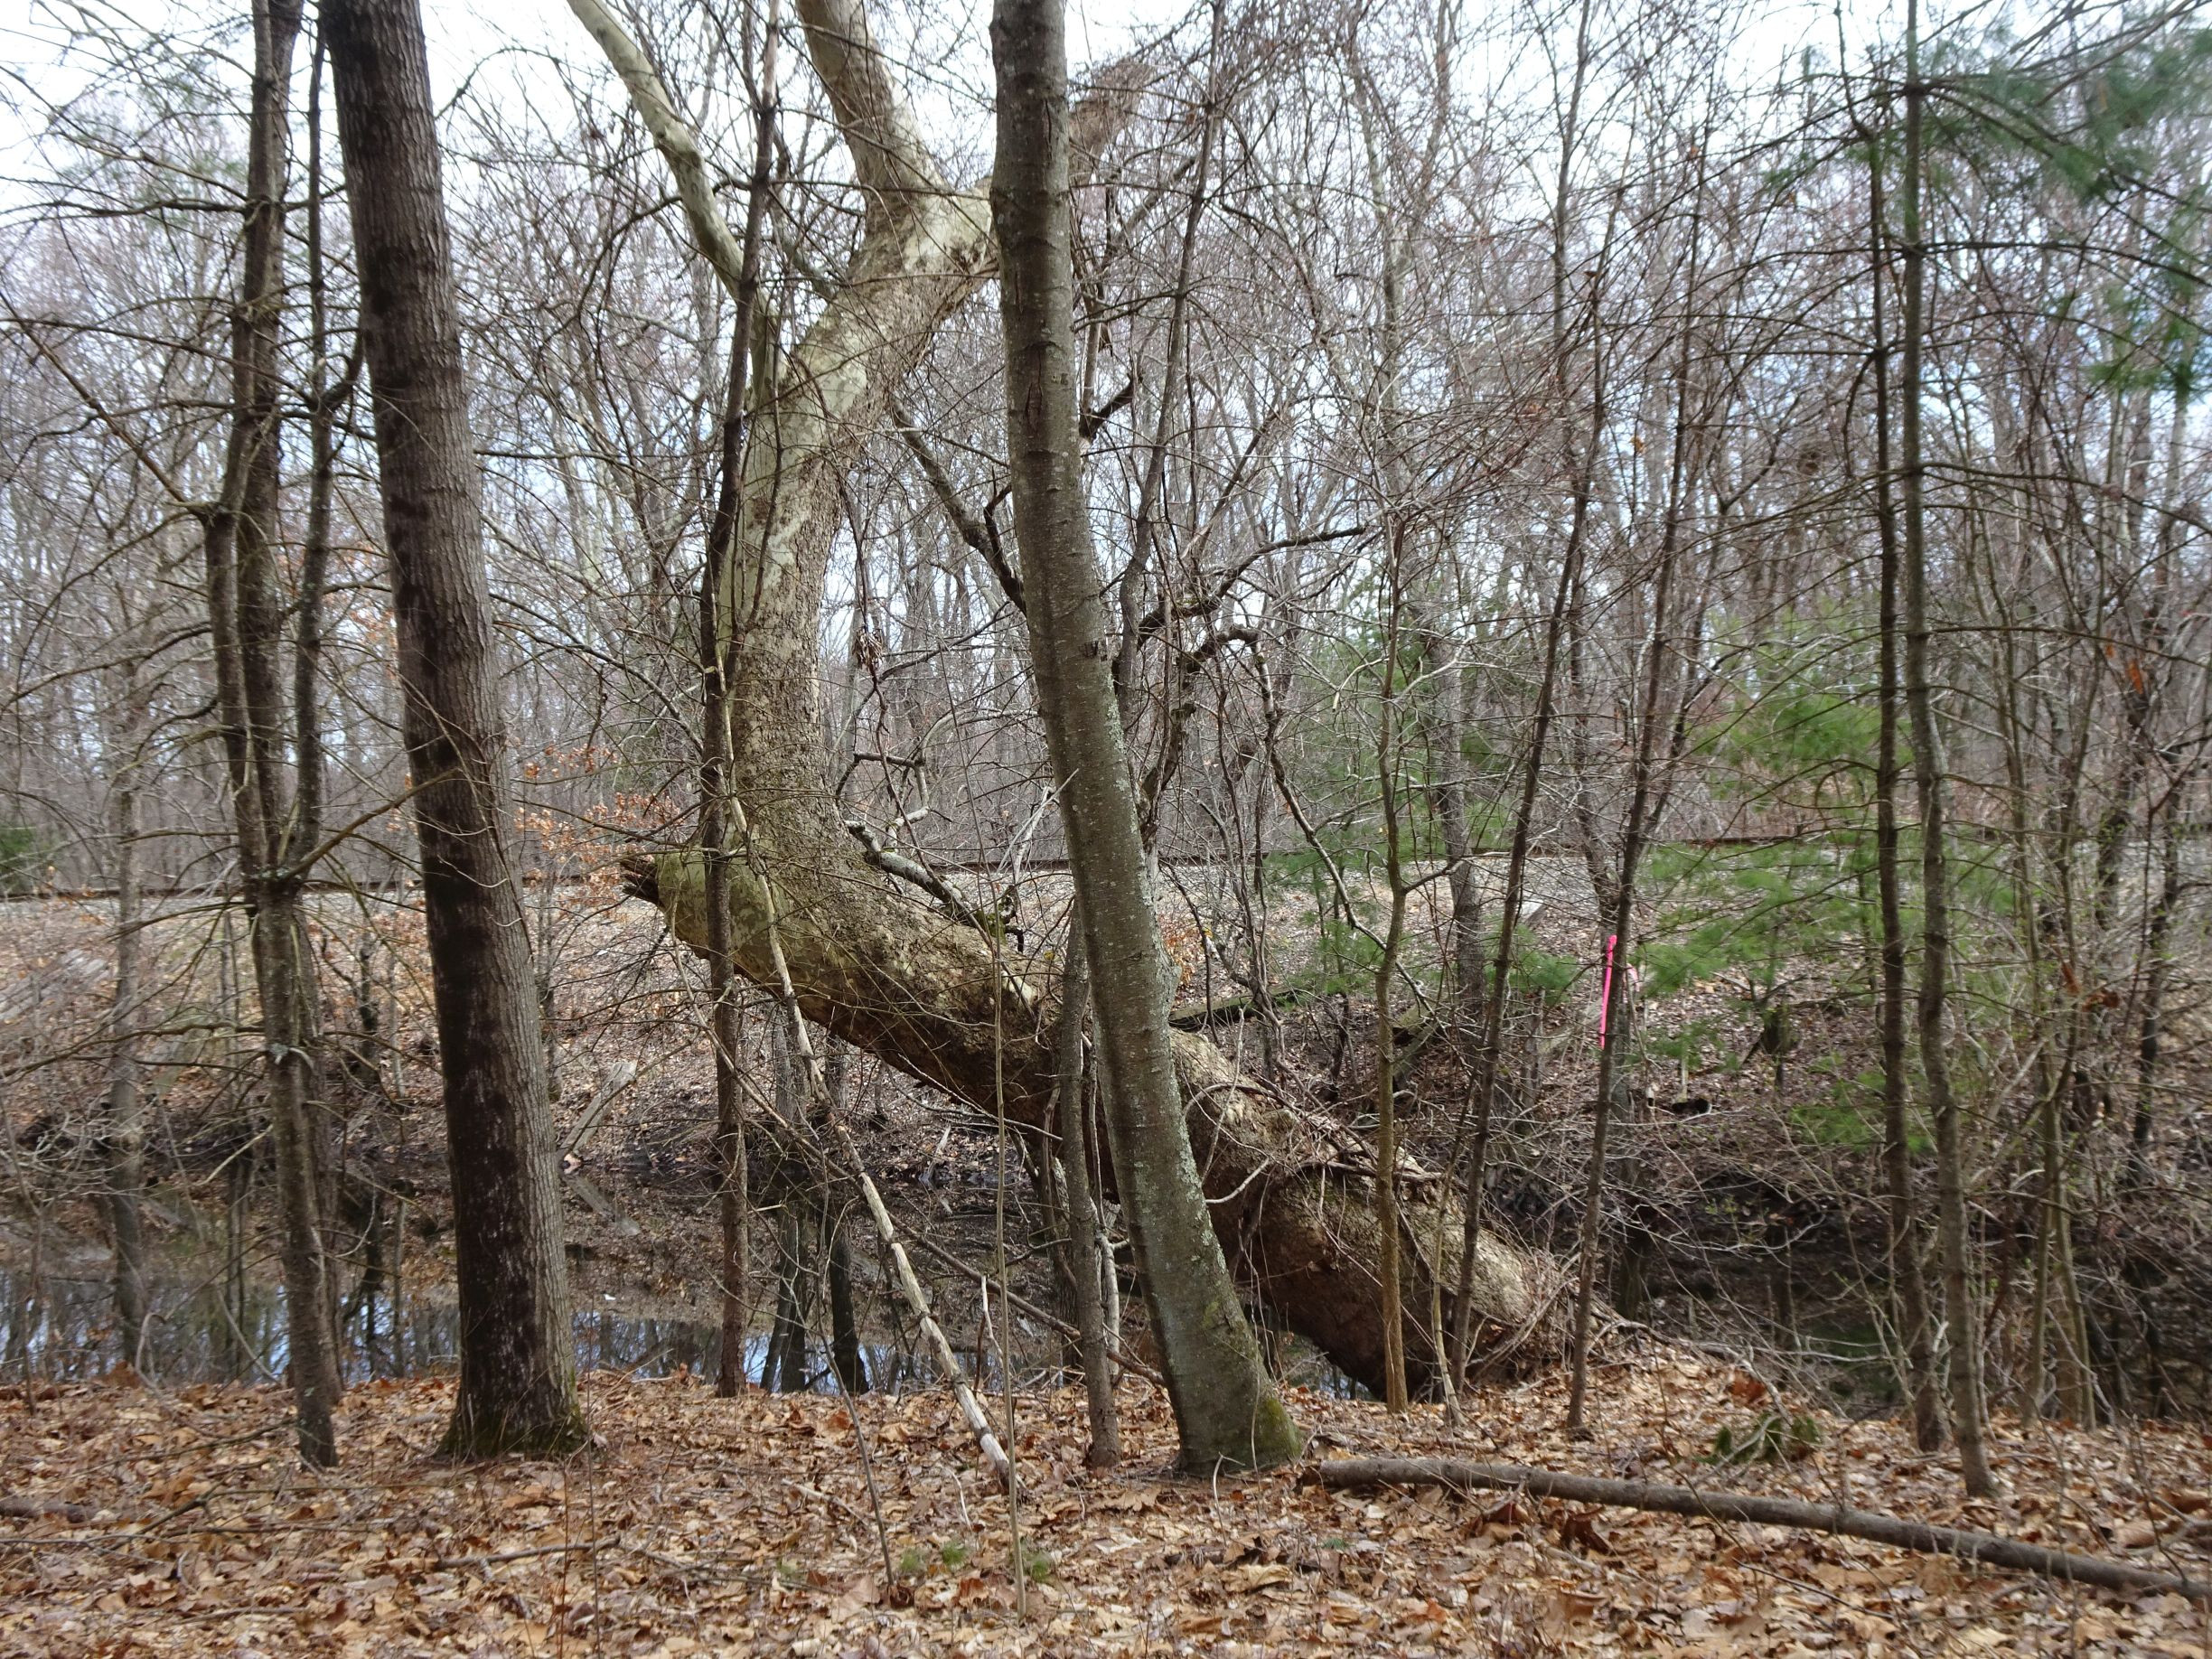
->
<box><xmin>326</xmin><ymin>0</ymin><xmax>586</xmax><ymax>1457</ymax></box>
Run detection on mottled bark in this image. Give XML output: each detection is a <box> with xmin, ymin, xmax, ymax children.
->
<box><xmin>326</xmin><ymin>0</ymin><xmax>586</xmax><ymax>1457</ymax></box>
<box><xmin>992</xmin><ymin>0</ymin><xmax>1295</xmax><ymax>1470</ymax></box>
<box><xmin>615</xmin><ymin>0</ymin><xmax>1562</xmax><ymax>1404</ymax></box>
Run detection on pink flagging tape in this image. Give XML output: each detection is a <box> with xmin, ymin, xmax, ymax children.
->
<box><xmin>1598</xmin><ymin>933</ymin><xmax>1618</xmax><ymax>1050</ymax></box>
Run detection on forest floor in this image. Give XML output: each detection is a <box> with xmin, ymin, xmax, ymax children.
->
<box><xmin>4</xmin><ymin>1347</ymin><xmax>2209</xmax><ymax>1657</ymax></box>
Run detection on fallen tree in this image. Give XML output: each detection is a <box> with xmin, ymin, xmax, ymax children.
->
<box><xmin>595</xmin><ymin>0</ymin><xmax>1570</xmax><ymax>1398</ymax></box>
<box><xmin>1317</xmin><ymin>1457</ymin><xmax>2207</xmax><ymax>1601</ymax></box>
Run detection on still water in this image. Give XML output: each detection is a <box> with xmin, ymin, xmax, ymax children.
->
<box><xmin>0</xmin><ymin>1240</ymin><xmax>939</xmax><ymax>1395</ymax></box>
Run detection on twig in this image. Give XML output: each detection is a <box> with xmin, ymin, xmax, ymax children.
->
<box><xmin>1317</xmin><ymin>1457</ymin><xmax>2207</xmax><ymax>1601</ymax></box>
<box><xmin>436</xmin><ymin>1538</ymin><xmax>615</xmax><ymax>1570</ymax></box>
<box><xmin>901</xmin><ymin>1226</ymin><xmax>1165</xmax><ymax>1387</ymax></box>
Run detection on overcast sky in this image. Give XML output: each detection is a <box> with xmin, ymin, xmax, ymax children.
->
<box><xmin>0</xmin><ymin>0</ymin><xmax>1890</xmax><ymax>210</ymax></box>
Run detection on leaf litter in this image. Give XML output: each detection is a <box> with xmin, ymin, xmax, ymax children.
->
<box><xmin>1</xmin><ymin>1346</ymin><xmax>2207</xmax><ymax>1655</ymax></box>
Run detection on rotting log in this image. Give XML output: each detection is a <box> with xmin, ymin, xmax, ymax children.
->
<box><xmin>598</xmin><ymin>0</ymin><xmax>1569</xmax><ymax>1400</ymax></box>
<box><xmin>1317</xmin><ymin>1457</ymin><xmax>2207</xmax><ymax>1601</ymax></box>
<box><xmin>636</xmin><ymin>851</ymin><xmax>1567</xmax><ymax>1396</ymax></box>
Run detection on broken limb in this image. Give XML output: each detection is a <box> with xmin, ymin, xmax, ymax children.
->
<box><xmin>1317</xmin><ymin>1457</ymin><xmax>2207</xmax><ymax>1601</ymax></box>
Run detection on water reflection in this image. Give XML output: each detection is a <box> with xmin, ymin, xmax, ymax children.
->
<box><xmin>0</xmin><ymin>1207</ymin><xmax>1373</xmax><ymax>1401</ymax></box>
<box><xmin>0</xmin><ymin>1252</ymin><xmax>951</xmax><ymax>1395</ymax></box>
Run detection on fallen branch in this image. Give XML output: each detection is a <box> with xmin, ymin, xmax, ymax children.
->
<box><xmin>831</xmin><ymin>1118</ymin><xmax>1012</xmax><ymax>1486</ymax></box>
<box><xmin>1316</xmin><ymin>1457</ymin><xmax>2207</xmax><ymax>1602</ymax></box>
<box><xmin>724</xmin><ymin>778</ymin><xmax>1014</xmax><ymax>1489</ymax></box>
<box><xmin>436</xmin><ymin>1538</ymin><xmax>615</xmax><ymax>1570</ymax></box>
<box><xmin>900</xmin><ymin>1223</ymin><xmax>1166</xmax><ymax>1387</ymax></box>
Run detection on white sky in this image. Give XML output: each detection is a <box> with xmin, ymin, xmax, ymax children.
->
<box><xmin>0</xmin><ymin>0</ymin><xmax>1891</xmax><ymax>210</ymax></box>
<box><xmin>0</xmin><ymin>0</ymin><xmax>1196</xmax><ymax>186</ymax></box>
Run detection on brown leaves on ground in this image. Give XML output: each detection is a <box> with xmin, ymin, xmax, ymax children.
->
<box><xmin>1</xmin><ymin>1350</ymin><xmax>2207</xmax><ymax>1656</ymax></box>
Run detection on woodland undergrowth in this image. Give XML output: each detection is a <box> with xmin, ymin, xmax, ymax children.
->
<box><xmin>3</xmin><ymin>1349</ymin><xmax>2207</xmax><ymax>1656</ymax></box>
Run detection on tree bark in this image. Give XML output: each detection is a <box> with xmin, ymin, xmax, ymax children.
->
<box><xmin>1900</xmin><ymin>4</ymin><xmax>1996</xmax><ymax>1497</ymax></box>
<box><xmin>326</xmin><ymin>0</ymin><xmax>586</xmax><ymax>1457</ymax></box>
<box><xmin>990</xmin><ymin>0</ymin><xmax>1297</xmax><ymax>1470</ymax></box>
<box><xmin>1565</xmin><ymin>166</ymin><xmax>1704</xmax><ymax>1430</ymax></box>
<box><xmin>1372</xmin><ymin>582</ymin><xmax>1412</xmax><ymax>1415</ymax></box>
<box><xmin>614</xmin><ymin>0</ymin><xmax>1567</xmax><ymax>1405</ymax></box>
<box><xmin>1447</xmin><ymin>264</ymin><xmax>1603</xmax><ymax>1378</ymax></box>
<box><xmin>105</xmin><ymin>666</ymin><xmax>146</xmax><ymax>1372</ymax></box>
<box><xmin>200</xmin><ymin>0</ymin><xmax>341</xmax><ymax>1467</ymax></box>
<box><xmin>1864</xmin><ymin>111</ymin><xmax>1945</xmax><ymax>1452</ymax></box>
<box><xmin>1050</xmin><ymin>932</ymin><xmax>1120</xmax><ymax>1465</ymax></box>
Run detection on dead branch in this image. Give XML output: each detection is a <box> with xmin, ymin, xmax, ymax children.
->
<box><xmin>1316</xmin><ymin>1457</ymin><xmax>2207</xmax><ymax>1601</ymax></box>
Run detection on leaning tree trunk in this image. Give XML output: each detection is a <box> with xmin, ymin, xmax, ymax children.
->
<box><xmin>599</xmin><ymin>0</ymin><xmax>1569</xmax><ymax>1402</ymax></box>
<box><xmin>992</xmin><ymin>0</ymin><xmax>1297</xmax><ymax>1469</ymax></box>
<box><xmin>326</xmin><ymin>0</ymin><xmax>586</xmax><ymax>1457</ymax></box>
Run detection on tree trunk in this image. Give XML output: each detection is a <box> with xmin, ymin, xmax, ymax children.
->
<box><xmin>199</xmin><ymin>0</ymin><xmax>341</xmax><ymax>1467</ymax></box>
<box><xmin>1900</xmin><ymin>5</ymin><xmax>1996</xmax><ymax>1498</ymax></box>
<box><xmin>1372</xmin><ymin>585</ymin><xmax>1411</xmax><ymax>1414</ymax></box>
<box><xmin>326</xmin><ymin>0</ymin><xmax>586</xmax><ymax>1457</ymax></box>
<box><xmin>689</xmin><ymin>0</ymin><xmax>780</xmax><ymax>1402</ymax></box>
<box><xmin>1864</xmin><ymin>117</ymin><xmax>1945</xmax><ymax>1452</ymax></box>
<box><xmin>617</xmin><ymin>0</ymin><xmax>1567</xmax><ymax>1405</ymax></box>
<box><xmin>1565</xmin><ymin>166</ymin><xmax>1704</xmax><ymax>1430</ymax></box>
<box><xmin>990</xmin><ymin>0</ymin><xmax>1297</xmax><ymax>1470</ymax></box>
<box><xmin>105</xmin><ymin>671</ymin><xmax>146</xmax><ymax>1372</ymax></box>
<box><xmin>770</xmin><ymin>1204</ymin><xmax>811</xmax><ymax>1392</ymax></box>
<box><xmin>1050</xmin><ymin>932</ymin><xmax>1120</xmax><ymax>1465</ymax></box>
<box><xmin>827</xmin><ymin>1214</ymin><xmax>867</xmax><ymax>1395</ymax></box>
<box><xmin>2132</xmin><ymin>808</ymin><xmax>2182</xmax><ymax>1158</ymax></box>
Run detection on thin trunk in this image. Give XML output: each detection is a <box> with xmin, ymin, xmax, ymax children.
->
<box><xmin>827</xmin><ymin>1214</ymin><xmax>867</xmax><ymax>1395</ymax></box>
<box><xmin>296</xmin><ymin>31</ymin><xmax>336</xmax><ymax>870</ymax></box>
<box><xmin>1446</xmin><ymin>307</ymin><xmax>1601</xmax><ymax>1377</ymax></box>
<box><xmin>327</xmin><ymin>0</ymin><xmax>586</xmax><ymax>1457</ymax></box>
<box><xmin>1433</xmin><ymin>688</ymin><xmax>1485</xmax><ymax>1034</ymax></box>
<box><xmin>697</xmin><ymin>0</ymin><xmax>780</xmax><ymax>1402</ymax></box>
<box><xmin>299</xmin><ymin>28</ymin><xmax>346</xmax><ymax>1377</ymax></box>
<box><xmin>991</xmin><ymin>0</ymin><xmax>1298</xmax><ymax>1470</ymax></box>
<box><xmin>1866</xmin><ymin>108</ymin><xmax>1945</xmax><ymax>1452</ymax></box>
<box><xmin>2132</xmin><ymin>808</ymin><xmax>2182</xmax><ymax>1157</ymax></box>
<box><xmin>817</xmin><ymin>1038</ymin><xmax>864</xmax><ymax>1394</ymax></box>
<box><xmin>1051</xmin><ymin>929</ymin><xmax>1120</xmax><ymax>1465</ymax></box>
<box><xmin>1565</xmin><ymin>165</ymin><xmax>1703</xmax><ymax>1432</ymax></box>
<box><xmin>2130</xmin><ymin>329</ymin><xmax>2193</xmax><ymax>1169</ymax></box>
<box><xmin>106</xmin><ymin>679</ymin><xmax>146</xmax><ymax>1372</ymax></box>
<box><xmin>201</xmin><ymin>0</ymin><xmax>341</xmax><ymax>1467</ymax></box>
<box><xmin>1901</xmin><ymin>7</ymin><xmax>1996</xmax><ymax>1497</ymax></box>
<box><xmin>1373</xmin><ymin>575</ymin><xmax>1411</xmax><ymax>1414</ymax></box>
<box><xmin>771</xmin><ymin>1204</ymin><xmax>812</xmax><ymax>1392</ymax></box>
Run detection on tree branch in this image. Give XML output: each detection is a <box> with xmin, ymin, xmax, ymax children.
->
<box><xmin>1318</xmin><ymin>1458</ymin><xmax>2207</xmax><ymax>1601</ymax></box>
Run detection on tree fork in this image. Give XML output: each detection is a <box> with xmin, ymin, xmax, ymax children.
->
<box><xmin>586</xmin><ymin>0</ymin><xmax>1569</xmax><ymax>1404</ymax></box>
